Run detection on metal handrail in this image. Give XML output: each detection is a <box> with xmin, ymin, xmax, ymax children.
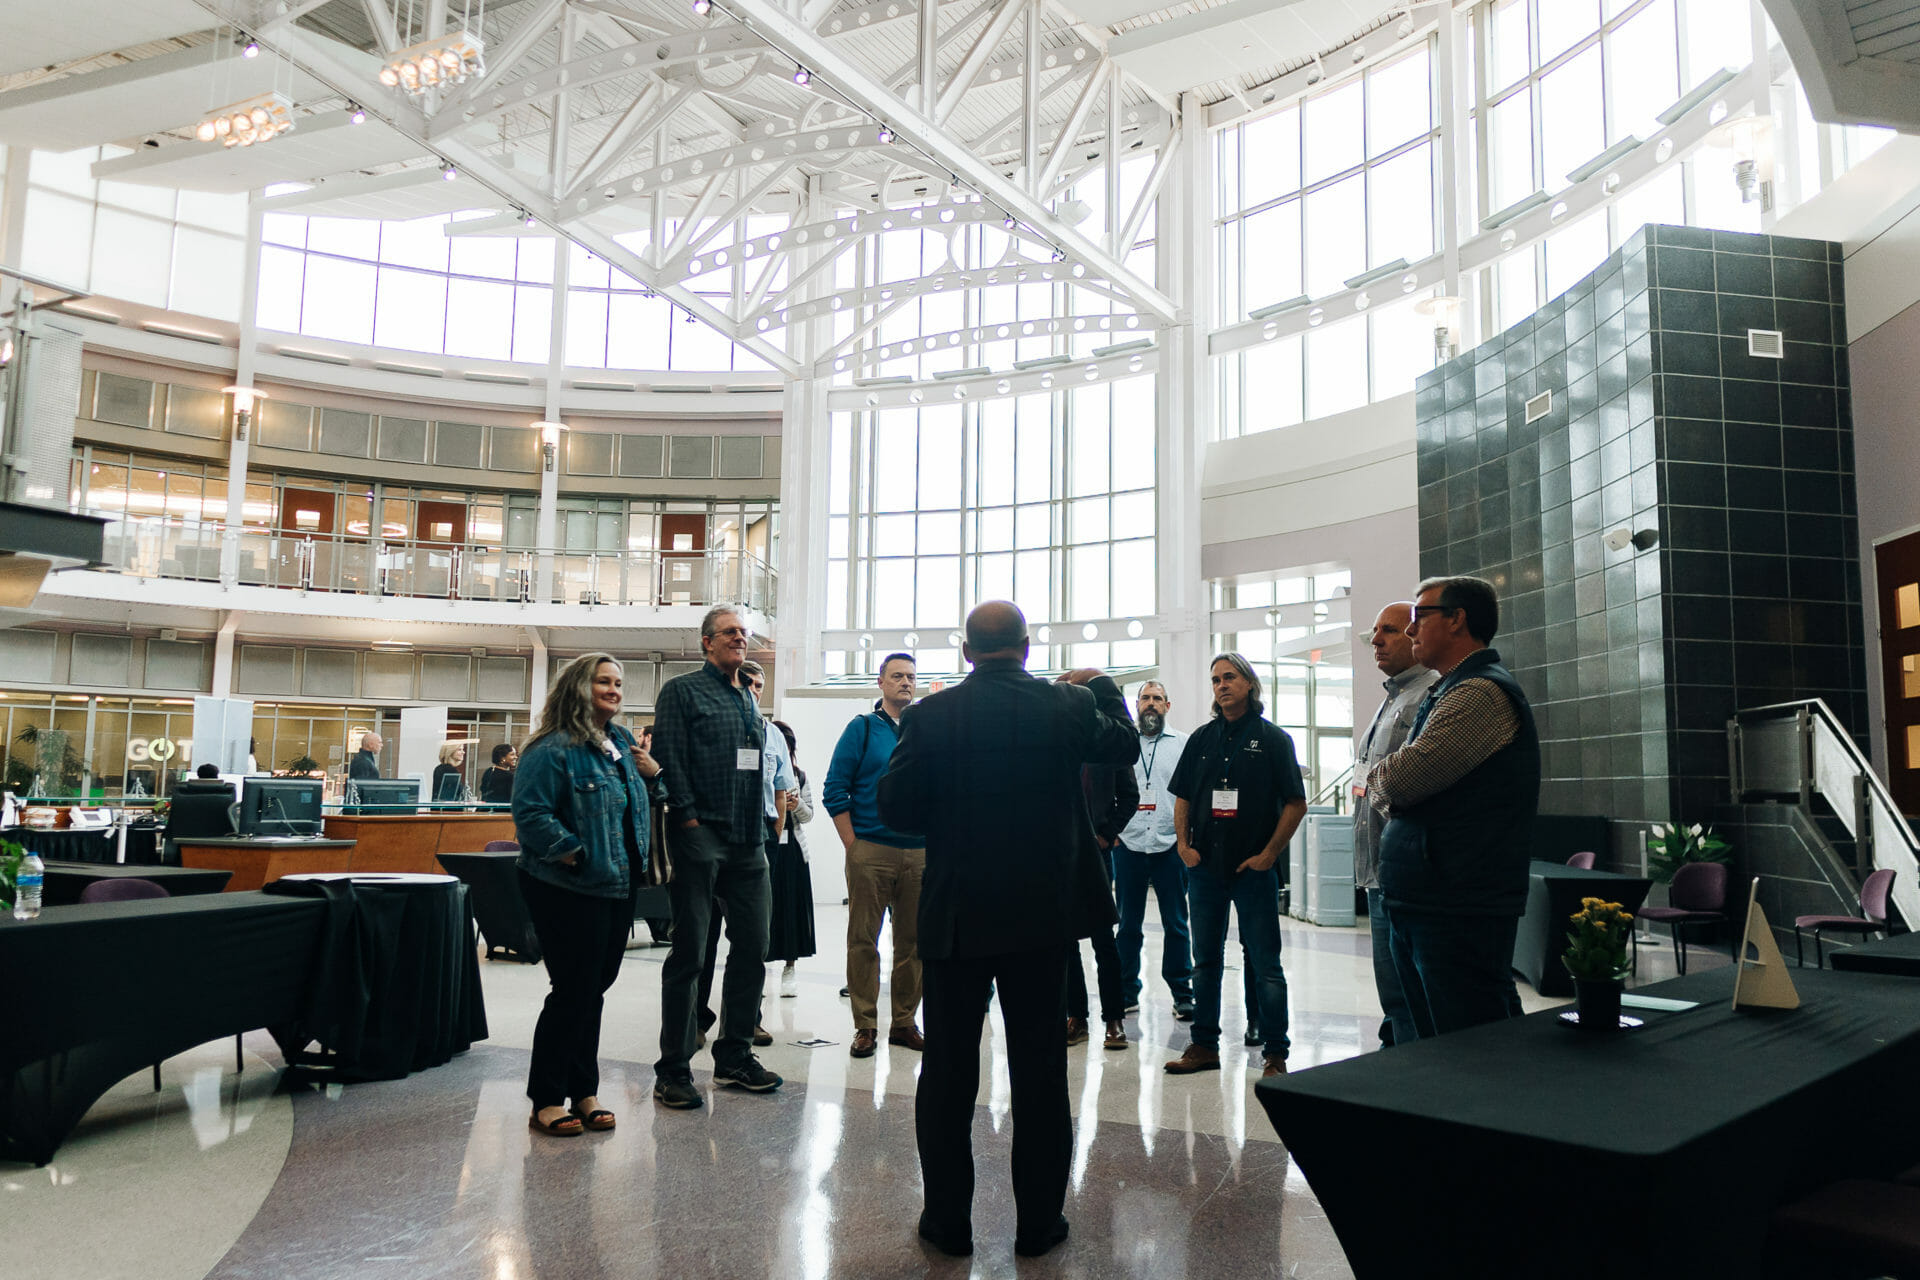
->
<box><xmin>1729</xmin><ymin>698</ymin><xmax>1920</xmax><ymax>930</ymax></box>
<box><xmin>1311</xmin><ymin>762</ymin><xmax>1356</xmax><ymax>813</ymax></box>
<box><xmin>85</xmin><ymin>514</ymin><xmax>778</xmax><ymax>613</ymax></box>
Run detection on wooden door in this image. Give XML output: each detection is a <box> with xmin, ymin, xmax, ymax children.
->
<box><xmin>1874</xmin><ymin>529</ymin><xmax>1920</xmax><ymax>814</ymax></box>
<box><xmin>279</xmin><ymin>487</ymin><xmax>336</xmax><ymax>535</ymax></box>
<box><xmin>659</xmin><ymin>512</ymin><xmax>707</xmax><ymax>605</ymax></box>
<box><xmin>417</xmin><ymin>500</ymin><xmax>467</xmax><ymax>545</ymax></box>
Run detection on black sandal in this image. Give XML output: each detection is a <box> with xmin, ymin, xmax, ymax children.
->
<box><xmin>530</xmin><ymin>1109</ymin><xmax>585</xmax><ymax>1137</ymax></box>
<box><xmin>570</xmin><ymin>1106</ymin><xmax>616</xmax><ymax>1131</ymax></box>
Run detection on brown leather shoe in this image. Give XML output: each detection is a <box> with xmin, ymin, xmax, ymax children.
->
<box><xmin>752</xmin><ymin>1025</ymin><xmax>773</xmax><ymax>1047</ymax></box>
<box><xmin>850</xmin><ymin>1028</ymin><xmax>878</xmax><ymax>1058</ymax></box>
<box><xmin>888</xmin><ymin>1025</ymin><xmax>925</xmax><ymax>1051</ymax></box>
<box><xmin>1262</xmin><ymin>1055</ymin><xmax>1288</xmax><ymax>1078</ymax></box>
<box><xmin>1103</xmin><ymin>1021</ymin><xmax>1128</xmax><ymax>1050</ymax></box>
<box><xmin>1164</xmin><ymin>1044</ymin><xmax>1220</xmax><ymax>1074</ymax></box>
<box><xmin>1064</xmin><ymin>1017</ymin><xmax>1089</xmax><ymax>1046</ymax></box>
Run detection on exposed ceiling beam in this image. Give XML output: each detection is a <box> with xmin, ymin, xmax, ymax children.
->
<box><xmin>709</xmin><ymin>0</ymin><xmax>1179</xmax><ymax>323</ymax></box>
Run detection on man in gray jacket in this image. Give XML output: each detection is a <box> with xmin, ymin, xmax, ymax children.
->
<box><xmin>1353</xmin><ymin>602</ymin><xmax>1437</xmax><ymax>1048</ymax></box>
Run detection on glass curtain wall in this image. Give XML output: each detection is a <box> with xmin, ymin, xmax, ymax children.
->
<box><xmin>826</xmin><ymin>377</ymin><xmax>1157</xmax><ymax>677</ymax></box>
<box><xmin>1211</xmin><ymin>570</ymin><xmax>1356</xmax><ymax>797</ymax></box>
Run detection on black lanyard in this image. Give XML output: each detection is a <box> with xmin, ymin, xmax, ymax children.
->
<box><xmin>729</xmin><ymin>682</ymin><xmax>761</xmax><ymax>745</ymax></box>
<box><xmin>1141</xmin><ymin>734</ymin><xmax>1164</xmax><ymax>785</ymax></box>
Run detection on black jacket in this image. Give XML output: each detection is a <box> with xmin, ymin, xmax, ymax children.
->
<box><xmin>348</xmin><ymin>749</ymin><xmax>380</xmax><ymax>781</ymax></box>
<box><xmin>1085</xmin><ymin>758</ymin><xmax>1140</xmax><ymax>847</ymax></box>
<box><xmin>878</xmin><ymin>661</ymin><xmax>1138</xmax><ymax>960</ymax></box>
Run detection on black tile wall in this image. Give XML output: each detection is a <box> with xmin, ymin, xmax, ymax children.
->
<box><xmin>1415</xmin><ymin>225</ymin><xmax>1866</xmax><ymax>831</ymax></box>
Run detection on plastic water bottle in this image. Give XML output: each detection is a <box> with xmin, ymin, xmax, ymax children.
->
<box><xmin>13</xmin><ymin>852</ymin><xmax>43</xmax><ymax>920</ymax></box>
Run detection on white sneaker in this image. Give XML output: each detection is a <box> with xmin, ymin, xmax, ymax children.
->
<box><xmin>780</xmin><ymin>964</ymin><xmax>797</xmax><ymax>998</ymax></box>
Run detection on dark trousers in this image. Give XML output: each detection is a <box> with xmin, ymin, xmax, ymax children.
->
<box><xmin>918</xmin><ymin>946</ymin><xmax>1071</xmax><ymax>1238</ymax></box>
<box><xmin>1366</xmin><ymin>887</ymin><xmax>1410</xmax><ymax>1046</ymax></box>
<box><xmin>1113</xmin><ymin>842</ymin><xmax>1193</xmax><ymax>1005</ymax></box>
<box><xmin>1065</xmin><ymin>847</ymin><xmax>1125</xmax><ymax>1024</ymax></box>
<box><xmin>519</xmin><ymin>870</ymin><xmax>631</xmax><ymax>1108</ymax></box>
<box><xmin>1383</xmin><ymin>901</ymin><xmax>1521</xmax><ymax>1042</ymax></box>
<box><xmin>657</xmin><ymin>823</ymin><xmax>770</xmax><ymax>1076</ymax></box>
<box><xmin>696</xmin><ymin>820</ymin><xmax>777</xmax><ymax>1031</ymax></box>
<box><xmin>1188</xmin><ymin>865</ymin><xmax>1291</xmax><ymax>1059</ymax></box>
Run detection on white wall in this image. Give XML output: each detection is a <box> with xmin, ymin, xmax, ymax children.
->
<box><xmin>773</xmin><ymin>686</ymin><xmax>883</xmax><ymax>905</ymax></box>
<box><xmin>1199</xmin><ymin>391</ymin><xmax>1421</xmax><ymax>750</ymax></box>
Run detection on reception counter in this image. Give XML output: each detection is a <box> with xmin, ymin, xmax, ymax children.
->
<box><xmin>322</xmin><ymin>812</ymin><xmax>517</xmax><ymax>874</ymax></box>
<box><xmin>177</xmin><ymin>837</ymin><xmax>358</xmax><ymax>891</ymax></box>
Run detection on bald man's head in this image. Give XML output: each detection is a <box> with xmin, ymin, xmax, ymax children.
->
<box><xmin>1370</xmin><ymin>601</ymin><xmax>1417</xmax><ymax>677</ymax></box>
<box><xmin>964</xmin><ymin>600</ymin><xmax>1029</xmax><ymax>664</ymax></box>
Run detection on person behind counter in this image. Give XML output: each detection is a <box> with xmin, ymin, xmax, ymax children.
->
<box><xmin>480</xmin><ymin>743</ymin><xmax>518</xmax><ymax>805</ymax></box>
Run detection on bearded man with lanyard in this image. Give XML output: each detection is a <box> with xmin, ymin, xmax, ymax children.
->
<box><xmin>1165</xmin><ymin>652</ymin><xmax>1308</xmax><ymax>1078</ymax></box>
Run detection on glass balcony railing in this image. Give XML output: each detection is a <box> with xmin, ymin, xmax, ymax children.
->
<box><xmin>90</xmin><ymin>517</ymin><xmax>778</xmax><ymax>614</ymax></box>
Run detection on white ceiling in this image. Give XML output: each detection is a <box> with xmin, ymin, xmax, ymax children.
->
<box><xmin>0</xmin><ymin>44</ymin><xmax>330</xmax><ymax>152</ymax></box>
<box><xmin>90</xmin><ymin>108</ymin><xmax>427</xmax><ymax>193</ymax></box>
<box><xmin>1107</xmin><ymin>0</ymin><xmax>1378</xmax><ymax>99</ymax></box>
<box><xmin>0</xmin><ymin>0</ymin><xmax>210</xmax><ymax>79</ymax></box>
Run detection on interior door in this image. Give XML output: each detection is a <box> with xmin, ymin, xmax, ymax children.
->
<box><xmin>659</xmin><ymin>512</ymin><xmax>708</xmax><ymax>605</ymax></box>
<box><xmin>1874</xmin><ymin>529</ymin><xmax>1920</xmax><ymax>815</ymax></box>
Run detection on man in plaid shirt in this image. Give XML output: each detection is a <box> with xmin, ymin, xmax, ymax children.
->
<box><xmin>650</xmin><ymin>604</ymin><xmax>782</xmax><ymax>1107</ymax></box>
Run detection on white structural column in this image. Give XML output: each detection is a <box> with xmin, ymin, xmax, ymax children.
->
<box><xmin>1436</xmin><ymin>2</ymin><xmax>1471</xmax><ymax>346</ymax></box>
<box><xmin>0</xmin><ymin>148</ymin><xmax>28</xmax><ymax>267</ymax></box>
<box><xmin>220</xmin><ymin>197</ymin><xmax>266</xmax><ymax>594</ymax></box>
<box><xmin>1154</xmin><ymin>93</ymin><xmax>1212</xmax><ymax>721</ymax></box>
<box><xmin>774</xmin><ymin>177</ymin><xmax>835</xmax><ymax>702</ymax></box>
<box><xmin>535</xmin><ymin>221</ymin><xmax>571</xmax><ymax>606</ymax></box>
<box><xmin>210</xmin><ymin>611</ymin><xmax>242</xmax><ymax>700</ymax></box>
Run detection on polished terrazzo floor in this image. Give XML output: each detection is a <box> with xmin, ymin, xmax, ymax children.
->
<box><xmin>12</xmin><ymin>902</ymin><xmax>1705</xmax><ymax>1279</ymax></box>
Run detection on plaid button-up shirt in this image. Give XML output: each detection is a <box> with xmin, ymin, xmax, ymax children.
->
<box><xmin>652</xmin><ymin>660</ymin><xmax>766</xmax><ymax>838</ymax></box>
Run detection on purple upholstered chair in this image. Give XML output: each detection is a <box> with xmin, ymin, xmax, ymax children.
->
<box><xmin>1793</xmin><ymin>868</ymin><xmax>1896</xmax><ymax>969</ymax></box>
<box><xmin>1566</xmin><ymin>851</ymin><xmax>1597</xmax><ymax>870</ymax></box>
<box><xmin>78</xmin><ymin>878</ymin><xmax>168</xmax><ymax>904</ymax></box>
<box><xmin>1634</xmin><ymin>860</ymin><xmax>1729</xmax><ymax>976</ymax></box>
<box><xmin>483</xmin><ymin>839</ymin><xmax>520</xmax><ymax>852</ymax></box>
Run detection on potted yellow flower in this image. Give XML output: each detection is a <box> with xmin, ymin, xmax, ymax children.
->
<box><xmin>1564</xmin><ymin>897</ymin><xmax>1633</xmax><ymax>1030</ymax></box>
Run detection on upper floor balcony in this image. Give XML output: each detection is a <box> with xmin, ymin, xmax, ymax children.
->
<box><xmin>37</xmin><ymin>516</ymin><xmax>777</xmax><ymax>639</ymax></box>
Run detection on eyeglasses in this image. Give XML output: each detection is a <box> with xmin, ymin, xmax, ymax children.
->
<box><xmin>712</xmin><ymin>626</ymin><xmax>751</xmax><ymax>638</ymax></box>
<box><xmin>1411</xmin><ymin>604</ymin><xmax>1457</xmax><ymax>619</ymax></box>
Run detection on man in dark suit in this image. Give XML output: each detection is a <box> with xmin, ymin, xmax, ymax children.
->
<box><xmin>879</xmin><ymin>600</ymin><xmax>1138</xmax><ymax>1259</ymax></box>
<box><xmin>349</xmin><ymin>731</ymin><xmax>382</xmax><ymax>782</ymax></box>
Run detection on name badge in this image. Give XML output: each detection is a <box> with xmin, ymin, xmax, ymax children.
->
<box><xmin>1351</xmin><ymin>783</ymin><xmax>1366</xmax><ymax>799</ymax></box>
<box><xmin>1211</xmin><ymin>788</ymin><xmax>1239</xmax><ymax>818</ymax></box>
<box><xmin>778</xmin><ymin>825</ymin><xmax>789</xmax><ymax>845</ymax></box>
<box><xmin>1138</xmin><ymin>802</ymin><xmax>1157</xmax><ymax>813</ymax></box>
<box><xmin>736</xmin><ymin>748</ymin><xmax>760</xmax><ymax>771</ymax></box>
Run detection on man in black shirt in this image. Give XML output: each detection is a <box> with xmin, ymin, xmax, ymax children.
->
<box><xmin>348</xmin><ymin>731</ymin><xmax>382</xmax><ymax>781</ymax></box>
<box><xmin>1166</xmin><ymin>652</ymin><xmax>1308</xmax><ymax>1078</ymax></box>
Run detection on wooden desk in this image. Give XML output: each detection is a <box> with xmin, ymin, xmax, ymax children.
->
<box><xmin>177</xmin><ymin>837</ymin><xmax>357</xmax><ymax>891</ymax></box>
<box><xmin>322</xmin><ymin>813</ymin><xmax>515</xmax><ymax>875</ymax></box>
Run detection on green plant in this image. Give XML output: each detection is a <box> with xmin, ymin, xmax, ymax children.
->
<box><xmin>285</xmin><ymin>754</ymin><xmax>320</xmax><ymax>774</ymax></box>
<box><xmin>1646</xmin><ymin>821</ymin><xmax>1732</xmax><ymax>884</ymax></box>
<box><xmin>0</xmin><ymin>838</ymin><xmax>23</xmax><ymax>912</ymax></box>
<box><xmin>1563</xmin><ymin>897</ymin><xmax>1634</xmax><ymax>982</ymax></box>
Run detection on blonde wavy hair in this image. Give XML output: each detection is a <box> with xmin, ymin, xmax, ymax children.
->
<box><xmin>527</xmin><ymin>652</ymin><xmax>623</xmax><ymax>750</ymax></box>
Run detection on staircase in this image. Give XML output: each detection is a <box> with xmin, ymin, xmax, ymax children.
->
<box><xmin>1728</xmin><ymin>700</ymin><xmax>1918</xmax><ymax>931</ymax></box>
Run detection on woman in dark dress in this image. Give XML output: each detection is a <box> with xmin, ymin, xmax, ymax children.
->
<box><xmin>767</xmin><ymin>719</ymin><xmax>817</xmax><ymax>998</ymax></box>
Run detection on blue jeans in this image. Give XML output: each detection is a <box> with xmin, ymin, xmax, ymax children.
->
<box><xmin>1187</xmin><ymin>864</ymin><xmax>1289</xmax><ymax>1059</ymax></box>
<box><xmin>1366</xmin><ymin>887</ymin><xmax>1411</xmax><ymax>1046</ymax></box>
<box><xmin>1113</xmin><ymin>842</ymin><xmax>1193</xmax><ymax>1007</ymax></box>
<box><xmin>1383</xmin><ymin>900</ymin><xmax>1521</xmax><ymax>1043</ymax></box>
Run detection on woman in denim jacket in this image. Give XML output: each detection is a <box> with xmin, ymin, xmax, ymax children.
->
<box><xmin>514</xmin><ymin>651</ymin><xmax>659</xmax><ymax>1137</ymax></box>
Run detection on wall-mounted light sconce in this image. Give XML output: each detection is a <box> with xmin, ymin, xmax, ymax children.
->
<box><xmin>1415</xmin><ymin>295</ymin><xmax>1464</xmax><ymax>366</ymax></box>
<box><xmin>1709</xmin><ymin>115</ymin><xmax>1773</xmax><ymax>211</ymax></box>
<box><xmin>1604</xmin><ymin>526</ymin><xmax>1659</xmax><ymax>553</ymax></box>
<box><xmin>535</xmin><ymin>420</ymin><xmax>567</xmax><ymax>472</ymax></box>
<box><xmin>223</xmin><ymin>385</ymin><xmax>265</xmax><ymax>442</ymax></box>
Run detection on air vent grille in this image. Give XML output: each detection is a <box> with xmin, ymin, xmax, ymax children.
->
<box><xmin>1524</xmin><ymin>390</ymin><xmax>1552</xmax><ymax>424</ymax></box>
<box><xmin>1748</xmin><ymin>328</ymin><xmax>1785</xmax><ymax>359</ymax></box>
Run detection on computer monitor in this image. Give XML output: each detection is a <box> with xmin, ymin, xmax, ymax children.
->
<box><xmin>349</xmin><ymin>778</ymin><xmax>422</xmax><ymax>813</ymax></box>
<box><xmin>238</xmin><ymin>777</ymin><xmax>324</xmax><ymax>837</ymax></box>
<box><xmin>167</xmin><ymin>780</ymin><xmax>237</xmax><ymax>842</ymax></box>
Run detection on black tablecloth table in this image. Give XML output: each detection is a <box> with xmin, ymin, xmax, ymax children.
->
<box><xmin>265</xmin><ymin>873</ymin><xmax>488</xmax><ymax>1082</ymax></box>
<box><xmin>0</xmin><ymin>892</ymin><xmax>328</xmax><ymax>1165</ymax></box>
<box><xmin>3</xmin><ymin>826</ymin><xmax>163</xmax><ymax>866</ymax></box>
<box><xmin>1826</xmin><ymin>929</ymin><xmax>1920</xmax><ymax>976</ymax></box>
<box><xmin>1512</xmin><ymin>857</ymin><xmax>1652</xmax><ymax>996</ymax></box>
<box><xmin>435</xmin><ymin>851</ymin><xmax>542</xmax><ymax>962</ymax></box>
<box><xmin>1255</xmin><ymin>967</ymin><xmax>1920</xmax><ymax>1279</ymax></box>
<box><xmin>41</xmin><ymin>861</ymin><xmax>231</xmax><ymax>906</ymax></box>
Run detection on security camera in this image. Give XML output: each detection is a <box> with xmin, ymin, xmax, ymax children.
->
<box><xmin>1603</xmin><ymin>527</ymin><xmax>1634</xmax><ymax>553</ymax></box>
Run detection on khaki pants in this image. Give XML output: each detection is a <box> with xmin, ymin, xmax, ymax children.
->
<box><xmin>846</xmin><ymin>838</ymin><xmax>925</xmax><ymax>1031</ymax></box>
